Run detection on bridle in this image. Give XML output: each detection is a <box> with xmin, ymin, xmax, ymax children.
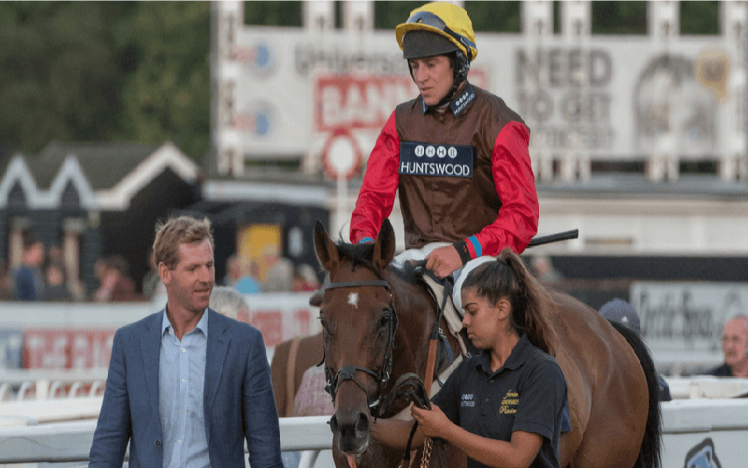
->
<box><xmin>321</xmin><ymin>279</ymin><xmax>399</xmax><ymax>419</ymax></box>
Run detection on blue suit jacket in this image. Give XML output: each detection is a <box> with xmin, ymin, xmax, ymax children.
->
<box><xmin>89</xmin><ymin>308</ymin><xmax>282</xmax><ymax>468</ymax></box>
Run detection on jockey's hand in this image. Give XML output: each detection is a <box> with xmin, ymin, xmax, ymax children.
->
<box><xmin>411</xmin><ymin>403</ymin><xmax>451</xmax><ymax>439</ymax></box>
<box><xmin>425</xmin><ymin>245</ymin><xmax>462</xmax><ymax>279</ymax></box>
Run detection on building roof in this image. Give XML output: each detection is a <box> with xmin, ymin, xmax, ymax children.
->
<box><xmin>0</xmin><ymin>141</ymin><xmax>200</xmax><ymax>211</ymax></box>
<box><xmin>32</xmin><ymin>141</ymin><xmax>160</xmax><ymax>190</ymax></box>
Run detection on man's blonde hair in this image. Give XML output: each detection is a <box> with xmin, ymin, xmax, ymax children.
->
<box><xmin>153</xmin><ymin>216</ymin><xmax>214</xmax><ymax>269</ymax></box>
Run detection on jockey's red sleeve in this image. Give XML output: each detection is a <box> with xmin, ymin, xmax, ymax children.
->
<box><xmin>467</xmin><ymin>121</ymin><xmax>539</xmax><ymax>258</ymax></box>
<box><xmin>350</xmin><ymin>111</ymin><xmax>400</xmax><ymax>244</ymax></box>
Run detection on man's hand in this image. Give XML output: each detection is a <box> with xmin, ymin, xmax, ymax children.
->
<box><xmin>411</xmin><ymin>403</ymin><xmax>452</xmax><ymax>439</ymax></box>
<box><xmin>425</xmin><ymin>245</ymin><xmax>462</xmax><ymax>278</ymax></box>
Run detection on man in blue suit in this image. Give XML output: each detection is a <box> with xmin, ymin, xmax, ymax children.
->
<box><xmin>89</xmin><ymin>216</ymin><xmax>283</xmax><ymax>468</ymax></box>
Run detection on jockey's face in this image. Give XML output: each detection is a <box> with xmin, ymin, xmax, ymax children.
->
<box><xmin>409</xmin><ymin>55</ymin><xmax>453</xmax><ymax>106</ymax></box>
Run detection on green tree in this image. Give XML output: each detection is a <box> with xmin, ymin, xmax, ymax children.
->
<box><xmin>244</xmin><ymin>1</ymin><xmax>302</xmax><ymax>27</ymax></box>
<box><xmin>592</xmin><ymin>2</ymin><xmax>648</xmax><ymax>35</ymax></box>
<box><xmin>114</xmin><ymin>2</ymin><xmax>210</xmax><ymax>161</ymax></box>
<box><xmin>590</xmin><ymin>1</ymin><xmax>718</xmax><ymax>35</ymax></box>
<box><xmin>466</xmin><ymin>2</ymin><xmax>520</xmax><ymax>33</ymax></box>
<box><xmin>0</xmin><ymin>2</ymin><xmax>123</xmax><ymax>154</ymax></box>
<box><xmin>681</xmin><ymin>1</ymin><xmax>719</xmax><ymax>35</ymax></box>
<box><xmin>374</xmin><ymin>2</ymin><xmax>423</xmax><ymax>30</ymax></box>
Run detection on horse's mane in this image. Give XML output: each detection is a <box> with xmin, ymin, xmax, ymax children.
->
<box><xmin>333</xmin><ymin>240</ymin><xmax>421</xmax><ymax>286</ymax></box>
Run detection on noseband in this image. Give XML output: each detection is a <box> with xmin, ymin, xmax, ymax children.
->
<box><xmin>322</xmin><ymin>279</ymin><xmax>399</xmax><ymax>418</ymax></box>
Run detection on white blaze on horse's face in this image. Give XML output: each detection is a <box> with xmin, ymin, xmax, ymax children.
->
<box><xmin>348</xmin><ymin>292</ymin><xmax>359</xmax><ymax>309</ymax></box>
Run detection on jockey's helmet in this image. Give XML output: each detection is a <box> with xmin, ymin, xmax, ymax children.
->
<box><xmin>395</xmin><ymin>2</ymin><xmax>477</xmax><ymax>104</ymax></box>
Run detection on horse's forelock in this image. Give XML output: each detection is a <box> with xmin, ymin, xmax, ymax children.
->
<box><xmin>333</xmin><ymin>240</ymin><xmax>381</xmax><ymax>275</ymax></box>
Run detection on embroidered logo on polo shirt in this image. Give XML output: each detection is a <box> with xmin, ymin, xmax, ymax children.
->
<box><xmin>500</xmin><ymin>390</ymin><xmax>519</xmax><ymax>414</ymax></box>
<box><xmin>460</xmin><ymin>393</ymin><xmax>475</xmax><ymax>408</ymax></box>
<box><xmin>399</xmin><ymin>141</ymin><xmax>475</xmax><ymax>178</ymax></box>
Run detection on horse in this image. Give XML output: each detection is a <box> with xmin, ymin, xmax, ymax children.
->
<box><xmin>270</xmin><ymin>332</ymin><xmax>325</xmax><ymax>417</ymax></box>
<box><xmin>313</xmin><ymin>218</ymin><xmax>661</xmax><ymax>468</ymax></box>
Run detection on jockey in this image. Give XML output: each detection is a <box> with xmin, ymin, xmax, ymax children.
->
<box><xmin>349</xmin><ymin>1</ymin><xmax>539</xmax><ymax>313</ymax></box>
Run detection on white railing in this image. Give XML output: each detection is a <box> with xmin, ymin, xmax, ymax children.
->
<box><xmin>1</xmin><ymin>400</ymin><xmax>748</xmax><ymax>466</ymax></box>
<box><xmin>664</xmin><ymin>376</ymin><xmax>748</xmax><ymax>399</ymax></box>
<box><xmin>0</xmin><ymin>396</ymin><xmax>102</xmax><ymax>424</ymax></box>
<box><xmin>0</xmin><ymin>416</ymin><xmax>332</xmax><ymax>465</ymax></box>
<box><xmin>0</xmin><ymin>368</ymin><xmax>108</xmax><ymax>401</ymax></box>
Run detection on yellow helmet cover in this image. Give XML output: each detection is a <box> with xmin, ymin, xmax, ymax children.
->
<box><xmin>395</xmin><ymin>2</ymin><xmax>478</xmax><ymax>62</ymax></box>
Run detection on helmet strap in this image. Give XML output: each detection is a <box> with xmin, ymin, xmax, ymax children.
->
<box><xmin>408</xmin><ymin>50</ymin><xmax>471</xmax><ymax>109</ymax></box>
<box><xmin>436</xmin><ymin>51</ymin><xmax>470</xmax><ymax>108</ymax></box>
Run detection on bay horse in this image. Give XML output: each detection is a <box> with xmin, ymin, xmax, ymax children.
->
<box><xmin>314</xmin><ymin>219</ymin><xmax>661</xmax><ymax>468</ymax></box>
<box><xmin>270</xmin><ymin>332</ymin><xmax>324</xmax><ymax>417</ymax></box>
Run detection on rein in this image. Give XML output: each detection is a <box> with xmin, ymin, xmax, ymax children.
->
<box><xmin>322</xmin><ymin>279</ymin><xmax>399</xmax><ymax>419</ymax></box>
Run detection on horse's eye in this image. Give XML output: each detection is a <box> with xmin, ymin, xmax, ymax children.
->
<box><xmin>320</xmin><ymin>316</ymin><xmax>335</xmax><ymax>340</ymax></box>
<box><xmin>377</xmin><ymin>315</ymin><xmax>390</xmax><ymax>329</ymax></box>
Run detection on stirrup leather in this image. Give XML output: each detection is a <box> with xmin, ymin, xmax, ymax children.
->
<box><xmin>419</xmin><ymin>274</ymin><xmax>469</xmax><ymax>357</ymax></box>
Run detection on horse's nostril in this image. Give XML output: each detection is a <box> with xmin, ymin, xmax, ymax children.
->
<box><xmin>355</xmin><ymin>412</ymin><xmax>369</xmax><ymax>434</ymax></box>
<box><xmin>330</xmin><ymin>415</ymin><xmax>339</xmax><ymax>434</ymax></box>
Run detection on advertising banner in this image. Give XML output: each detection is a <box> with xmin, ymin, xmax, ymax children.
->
<box><xmin>2</xmin><ymin>294</ymin><xmax>319</xmax><ymax>369</ymax></box>
<box><xmin>630</xmin><ymin>281</ymin><xmax>748</xmax><ymax>370</ymax></box>
<box><xmin>230</xmin><ymin>27</ymin><xmax>738</xmax><ymax>164</ymax></box>
<box><xmin>23</xmin><ymin>329</ymin><xmax>115</xmax><ymax>370</ymax></box>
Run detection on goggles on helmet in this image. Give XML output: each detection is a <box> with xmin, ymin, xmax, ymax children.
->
<box><xmin>405</xmin><ymin>10</ymin><xmax>475</xmax><ymax>62</ymax></box>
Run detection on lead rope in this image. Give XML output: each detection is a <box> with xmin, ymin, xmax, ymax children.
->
<box><xmin>415</xmin><ymin>334</ymin><xmax>438</xmax><ymax>468</ymax></box>
<box><xmin>397</xmin><ymin>337</ymin><xmax>438</xmax><ymax>468</ymax></box>
<box><xmin>420</xmin><ymin>437</ymin><xmax>433</xmax><ymax>468</ymax></box>
<box><xmin>407</xmin><ymin>264</ymin><xmax>447</xmax><ymax>468</ymax></box>
<box><xmin>416</xmin><ymin>266</ymin><xmax>449</xmax><ymax>468</ymax></box>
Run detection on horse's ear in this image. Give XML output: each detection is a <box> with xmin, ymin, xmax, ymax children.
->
<box><xmin>313</xmin><ymin>220</ymin><xmax>340</xmax><ymax>272</ymax></box>
<box><xmin>372</xmin><ymin>219</ymin><xmax>396</xmax><ymax>270</ymax></box>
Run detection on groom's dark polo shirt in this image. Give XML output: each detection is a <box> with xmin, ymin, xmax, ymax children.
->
<box><xmin>432</xmin><ymin>334</ymin><xmax>570</xmax><ymax>468</ymax></box>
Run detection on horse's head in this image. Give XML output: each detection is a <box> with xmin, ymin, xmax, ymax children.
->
<box><xmin>313</xmin><ymin>219</ymin><xmax>398</xmax><ymax>456</ymax></box>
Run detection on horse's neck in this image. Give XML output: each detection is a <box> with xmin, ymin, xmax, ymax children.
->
<box><xmin>386</xmin><ymin>271</ymin><xmax>432</xmax><ymax>320</ymax></box>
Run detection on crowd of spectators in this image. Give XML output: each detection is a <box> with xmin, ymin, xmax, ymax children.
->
<box><xmin>222</xmin><ymin>247</ymin><xmax>321</xmax><ymax>295</ymax></box>
<box><xmin>93</xmin><ymin>255</ymin><xmax>137</xmax><ymax>302</ymax></box>
<box><xmin>0</xmin><ymin>232</ymin><xmax>322</xmax><ymax>302</ymax></box>
<box><xmin>1</xmin><ymin>230</ymin><xmax>746</xmax><ymax>390</ymax></box>
<box><xmin>0</xmin><ymin>230</ymin><xmax>142</xmax><ymax>303</ymax></box>
<box><xmin>6</xmin><ymin>235</ymin><xmax>739</xmax><ymax>379</ymax></box>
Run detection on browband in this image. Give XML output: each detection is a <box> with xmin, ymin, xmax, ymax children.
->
<box><xmin>324</xmin><ymin>280</ymin><xmax>391</xmax><ymax>292</ymax></box>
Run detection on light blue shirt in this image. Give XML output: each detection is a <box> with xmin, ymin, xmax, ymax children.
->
<box><xmin>159</xmin><ymin>309</ymin><xmax>210</xmax><ymax>468</ymax></box>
